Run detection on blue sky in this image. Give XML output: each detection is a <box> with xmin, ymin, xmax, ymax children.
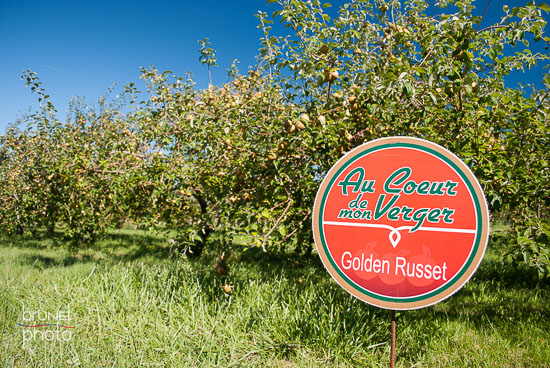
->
<box><xmin>0</xmin><ymin>0</ymin><xmax>548</xmax><ymax>134</ymax></box>
<box><xmin>0</xmin><ymin>0</ymin><xmax>272</xmax><ymax>132</ymax></box>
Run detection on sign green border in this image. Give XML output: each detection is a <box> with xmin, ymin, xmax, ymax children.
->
<box><xmin>313</xmin><ymin>137</ymin><xmax>489</xmax><ymax>308</ymax></box>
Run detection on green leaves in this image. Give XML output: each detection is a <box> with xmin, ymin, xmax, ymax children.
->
<box><xmin>1</xmin><ymin>0</ymin><xmax>549</xmax><ymax>273</ymax></box>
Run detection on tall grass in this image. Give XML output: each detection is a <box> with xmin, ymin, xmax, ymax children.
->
<box><xmin>1</xmin><ymin>229</ymin><xmax>549</xmax><ymax>367</ymax></box>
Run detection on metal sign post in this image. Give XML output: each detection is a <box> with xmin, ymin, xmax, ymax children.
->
<box><xmin>390</xmin><ymin>310</ymin><xmax>396</xmax><ymax>368</ymax></box>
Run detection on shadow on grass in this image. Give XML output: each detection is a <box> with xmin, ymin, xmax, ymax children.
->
<box><xmin>4</xmin><ymin>228</ymin><xmax>548</xmax><ymax>290</ymax></box>
<box><xmin>0</xmin><ymin>228</ymin><xmax>173</xmax><ymax>268</ymax></box>
<box><xmin>97</xmin><ymin>230</ymin><xmax>172</xmax><ymax>262</ymax></box>
<box><xmin>439</xmin><ymin>256</ymin><xmax>550</xmax><ymax>322</ymax></box>
<box><xmin>20</xmin><ymin>253</ymin><xmax>97</xmax><ymax>269</ymax></box>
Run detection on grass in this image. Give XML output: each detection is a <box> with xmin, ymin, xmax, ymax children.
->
<box><xmin>0</xmin><ymin>228</ymin><xmax>549</xmax><ymax>367</ymax></box>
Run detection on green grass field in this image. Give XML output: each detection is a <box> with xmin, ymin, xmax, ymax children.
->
<box><xmin>1</xmin><ymin>229</ymin><xmax>549</xmax><ymax>367</ymax></box>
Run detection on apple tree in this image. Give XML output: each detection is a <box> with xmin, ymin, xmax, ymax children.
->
<box><xmin>251</xmin><ymin>0</ymin><xmax>549</xmax><ymax>273</ymax></box>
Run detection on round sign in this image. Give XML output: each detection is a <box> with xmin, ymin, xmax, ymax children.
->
<box><xmin>312</xmin><ymin>137</ymin><xmax>489</xmax><ymax>310</ymax></box>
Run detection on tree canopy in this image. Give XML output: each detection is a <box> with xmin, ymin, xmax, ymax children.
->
<box><xmin>1</xmin><ymin>0</ymin><xmax>549</xmax><ymax>275</ymax></box>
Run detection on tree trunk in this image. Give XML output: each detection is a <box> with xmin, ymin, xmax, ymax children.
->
<box><xmin>185</xmin><ymin>191</ymin><xmax>212</xmax><ymax>259</ymax></box>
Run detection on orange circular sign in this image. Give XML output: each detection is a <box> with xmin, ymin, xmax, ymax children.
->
<box><xmin>312</xmin><ymin>137</ymin><xmax>489</xmax><ymax>310</ymax></box>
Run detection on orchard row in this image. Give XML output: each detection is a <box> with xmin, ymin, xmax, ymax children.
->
<box><xmin>0</xmin><ymin>0</ymin><xmax>548</xmax><ymax>274</ymax></box>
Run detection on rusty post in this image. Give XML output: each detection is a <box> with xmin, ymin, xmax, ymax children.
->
<box><xmin>390</xmin><ymin>310</ymin><xmax>396</xmax><ymax>368</ymax></box>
